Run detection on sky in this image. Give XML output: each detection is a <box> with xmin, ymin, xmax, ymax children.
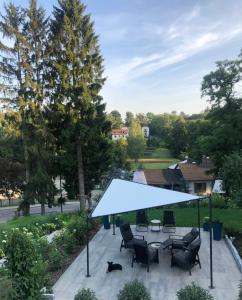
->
<box><xmin>1</xmin><ymin>0</ymin><xmax>242</xmax><ymax>116</ymax></box>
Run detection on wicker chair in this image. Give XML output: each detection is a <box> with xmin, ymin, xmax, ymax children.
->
<box><xmin>119</xmin><ymin>223</ymin><xmax>144</xmax><ymax>252</ymax></box>
<box><xmin>171</xmin><ymin>238</ymin><xmax>201</xmax><ymax>275</ymax></box>
<box><xmin>132</xmin><ymin>240</ymin><xmax>159</xmax><ymax>272</ymax></box>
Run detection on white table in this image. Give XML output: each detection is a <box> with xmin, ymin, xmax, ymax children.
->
<box><xmin>150</xmin><ymin>219</ymin><xmax>161</xmax><ymax>232</ymax></box>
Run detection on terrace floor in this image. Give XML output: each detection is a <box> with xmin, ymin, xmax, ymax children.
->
<box><xmin>54</xmin><ymin>226</ymin><xmax>242</xmax><ymax>300</ymax></box>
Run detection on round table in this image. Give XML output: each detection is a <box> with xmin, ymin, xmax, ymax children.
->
<box><xmin>150</xmin><ymin>219</ymin><xmax>161</xmax><ymax>232</ymax></box>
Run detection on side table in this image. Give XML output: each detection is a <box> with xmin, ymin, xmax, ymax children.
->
<box><xmin>150</xmin><ymin>219</ymin><xmax>161</xmax><ymax>232</ymax></box>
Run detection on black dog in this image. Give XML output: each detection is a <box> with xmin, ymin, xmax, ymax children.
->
<box><xmin>107</xmin><ymin>261</ymin><xmax>122</xmax><ymax>273</ymax></box>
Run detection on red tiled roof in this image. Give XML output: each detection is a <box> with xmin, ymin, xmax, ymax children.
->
<box><xmin>179</xmin><ymin>163</ymin><xmax>213</xmax><ymax>181</ymax></box>
<box><xmin>144</xmin><ymin>169</ymin><xmax>182</xmax><ymax>185</ymax></box>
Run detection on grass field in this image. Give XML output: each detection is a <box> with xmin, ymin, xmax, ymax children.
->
<box><xmin>130</xmin><ymin>147</ymin><xmax>179</xmax><ymax>170</ymax></box>
<box><xmin>120</xmin><ymin>207</ymin><xmax>242</xmax><ymax>231</ymax></box>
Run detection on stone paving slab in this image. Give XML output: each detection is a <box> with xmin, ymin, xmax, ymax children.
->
<box><xmin>54</xmin><ymin>226</ymin><xmax>242</xmax><ymax>300</ymax></box>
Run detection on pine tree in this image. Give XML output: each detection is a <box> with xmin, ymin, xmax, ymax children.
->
<box><xmin>22</xmin><ymin>0</ymin><xmax>56</xmax><ymax>215</ymax></box>
<box><xmin>48</xmin><ymin>0</ymin><xmax>111</xmax><ymax>209</ymax></box>
<box><xmin>0</xmin><ymin>1</ymin><xmax>56</xmax><ymax>215</ymax></box>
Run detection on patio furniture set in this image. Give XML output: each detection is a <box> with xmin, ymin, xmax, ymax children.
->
<box><xmin>120</xmin><ymin>210</ymin><xmax>201</xmax><ymax>275</ymax></box>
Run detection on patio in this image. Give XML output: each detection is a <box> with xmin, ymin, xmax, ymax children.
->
<box><xmin>54</xmin><ymin>226</ymin><xmax>242</xmax><ymax>300</ymax></box>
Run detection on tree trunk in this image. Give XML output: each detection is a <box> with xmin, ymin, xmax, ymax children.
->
<box><xmin>41</xmin><ymin>202</ymin><xmax>45</xmax><ymax>215</ymax></box>
<box><xmin>23</xmin><ymin>142</ymin><xmax>30</xmax><ymax>216</ymax></box>
<box><xmin>77</xmin><ymin>139</ymin><xmax>86</xmax><ymax>210</ymax></box>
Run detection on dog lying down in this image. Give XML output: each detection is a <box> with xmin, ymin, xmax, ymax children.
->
<box><xmin>107</xmin><ymin>261</ymin><xmax>122</xmax><ymax>273</ymax></box>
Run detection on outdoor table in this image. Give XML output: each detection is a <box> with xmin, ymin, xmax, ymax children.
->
<box><xmin>150</xmin><ymin>219</ymin><xmax>161</xmax><ymax>232</ymax></box>
<box><xmin>149</xmin><ymin>241</ymin><xmax>163</xmax><ymax>254</ymax></box>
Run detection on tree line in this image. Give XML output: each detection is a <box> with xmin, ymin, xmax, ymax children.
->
<box><xmin>0</xmin><ymin>0</ymin><xmax>241</xmax><ymax>211</ymax></box>
<box><xmin>108</xmin><ymin>47</ymin><xmax>242</xmax><ymax>174</ymax></box>
<box><xmin>0</xmin><ymin>0</ymin><xmax>112</xmax><ymax>214</ymax></box>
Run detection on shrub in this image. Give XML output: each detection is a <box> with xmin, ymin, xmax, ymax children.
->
<box><xmin>117</xmin><ymin>280</ymin><xmax>152</xmax><ymax>300</ymax></box>
<box><xmin>238</xmin><ymin>281</ymin><xmax>242</xmax><ymax>300</ymax></box>
<box><xmin>4</xmin><ymin>229</ymin><xmax>48</xmax><ymax>300</ymax></box>
<box><xmin>67</xmin><ymin>214</ymin><xmax>87</xmax><ymax>244</ymax></box>
<box><xmin>55</xmin><ymin>231</ymin><xmax>76</xmax><ymax>254</ymax></box>
<box><xmin>0</xmin><ymin>275</ymin><xmax>13</xmax><ymax>300</ymax></box>
<box><xmin>74</xmin><ymin>288</ymin><xmax>97</xmax><ymax>300</ymax></box>
<box><xmin>211</xmin><ymin>194</ymin><xmax>227</xmax><ymax>209</ymax></box>
<box><xmin>176</xmin><ymin>282</ymin><xmax>214</xmax><ymax>300</ymax></box>
<box><xmin>38</xmin><ymin>238</ymin><xmax>64</xmax><ymax>272</ymax></box>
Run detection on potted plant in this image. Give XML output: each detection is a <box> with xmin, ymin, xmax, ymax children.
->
<box><xmin>212</xmin><ymin>218</ymin><xmax>223</xmax><ymax>241</ymax></box>
<box><xmin>203</xmin><ymin>217</ymin><xmax>210</xmax><ymax>231</ymax></box>
<box><xmin>115</xmin><ymin>214</ymin><xmax>123</xmax><ymax>227</ymax></box>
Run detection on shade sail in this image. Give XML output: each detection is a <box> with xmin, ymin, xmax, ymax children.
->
<box><xmin>91</xmin><ymin>179</ymin><xmax>201</xmax><ymax>218</ymax></box>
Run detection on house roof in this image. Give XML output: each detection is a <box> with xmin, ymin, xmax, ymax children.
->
<box><xmin>179</xmin><ymin>163</ymin><xmax>213</xmax><ymax>181</ymax></box>
<box><xmin>144</xmin><ymin>169</ymin><xmax>182</xmax><ymax>186</ymax></box>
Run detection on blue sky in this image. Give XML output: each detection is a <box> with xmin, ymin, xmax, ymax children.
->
<box><xmin>1</xmin><ymin>0</ymin><xmax>242</xmax><ymax>115</ymax></box>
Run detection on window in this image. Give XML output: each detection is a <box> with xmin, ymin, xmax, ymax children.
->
<box><xmin>194</xmin><ymin>182</ymin><xmax>206</xmax><ymax>194</ymax></box>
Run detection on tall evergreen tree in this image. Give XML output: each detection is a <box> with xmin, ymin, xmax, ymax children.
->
<box><xmin>48</xmin><ymin>0</ymin><xmax>111</xmax><ymax>209</ymax></box>
<box><xmin>0</xmin><ymin>1</ymin><xmax>56</xmax><ymax>215</ymax></box>
<box><xmin>22</xmin><ymin>0</ymin><xmax>56</xmax><ymax>215</ymax></box>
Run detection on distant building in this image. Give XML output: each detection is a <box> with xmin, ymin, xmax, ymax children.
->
<box><xmin>111</xmin><ymin>128</ymin><xmax>129</xmax><ymax>140</ymax></box>
<box><xmin>138</xmin><ymin>158</ymin><xmax>214</xmax><ymax>196</ymax></box>
<box><xmin>111</xmin><ymin>126</ymin><xmax>149</xmax><ymax>140</ymax></box>
<box><xmin>142</xmin><ymin>126</ymin><xmax>149</xmax><ymax>138</ymax></box>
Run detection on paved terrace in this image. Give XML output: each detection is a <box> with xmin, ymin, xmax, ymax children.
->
<box><xmin>54</xmin><ymin>226</ymin><xmax>242</xmax><ymax>300</ymax></box>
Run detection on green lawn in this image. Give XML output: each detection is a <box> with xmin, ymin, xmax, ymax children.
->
<box><xmin>130</xmin><ymin>147</ymin><xmax>179</xmax><ymax>170</ymax></box>
<box><xmin>120</xmin><ymin>207</ymin><xmax>242</xmax><ymax>231</ymax></box>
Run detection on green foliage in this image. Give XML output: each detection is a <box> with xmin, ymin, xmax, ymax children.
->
<box><xmin>220</xmin><ymin>152</ymin><xmax>242</xmax><ymax>207</ymax></box>
<box><xmin>211</xmin><ymin>194</ymin><xmax>227</xmax><ymax>209</ymax></box>
<box><xmin>74</xmin><ymin>288</ymin><xmax>98</xmax><ymax>300</ymax></box>
<box><xmin>127</xmin><ymin>119</ymin><xmax>146</xmax><ymax>163</ymax></box>
<box><xmin>176</xmin><ymin>282</ymin><xmax>214</xmax><ymax>300</ymax></box>
<box><xmin>201</xmin><ymin>51</ymin><xmax>242</xmax><ymax>171</ymax></box>
<box><xmin>0</xmin><ymin>274</ymin><xmax>13</xmax><ymax>300</ymax></box>
<box><xmin>4</xmin><ymin>229</ymin><xmax>47</xmax><ymax>300</ymax></box>
<box><xmin>112</xmin><ymin>138</ymin><xmax>128</xmax><ymax>169</ymax></box>
<box><xmin>108</xmin><ymin>110</ymin><xmax>123</xmax><ymax>128</ymax></box>
<box><xmin>66</xmin><ymin>213</ymin><xmax>87</xmax><ymax>244</ymax></box>
<box><xmin>167</xmin><ymin>118</ymin><xmax>187</xmax><ymax>157</ymax></box>
<box><xmin>0</xmin><ymin>158</ymin><xmax>24</xmax><ymax>204</ymax></box>
<box><xmin>48</xmin><ymin>0</ymin><xmax>111</xmax><ymax>208</ymax></box>
<box><xmin>125</xmin><ymin>112</ymin><xmax>134</xmax><ymax>127</ymax></box>
<box><xmin>38</xmin><ymin>239</ymin><xmax>64</xmax><ymax>272</ymax></box>
<box><xmin>117</xmin><ymin>280</ymin><xmax>152</xmax><ymax>300</ymax></box>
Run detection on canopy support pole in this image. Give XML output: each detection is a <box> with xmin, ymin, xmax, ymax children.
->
<box><xmin>197</xmin><ymin>199</ymin><xmax>201</xmax><ymax>238</ymax></box>
<box><xmin>209</xmin><ymin>195</ymin><xmax>214</xmax><ymax>289</ymax></box>
<box><xmin>112</xmin><ymin>215</ymin><xmax>116</xmax><ymax>235</ymax></box>
<box><xmin>86</xmin><ymin>216</ymin><xmax>90</xmax><ymax>277</ymax></box>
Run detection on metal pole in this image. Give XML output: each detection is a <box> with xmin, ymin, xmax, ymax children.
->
<box><xmin>112</xmin><ymin>215</ymin><xmax>116</xmax><ymax>235</ymax></box>
<box><xmin>209</xmin><ymin>195</ymin><xmax>214</xmax><ymax>288</ymax></box>
<box><xmin>197</xmin><ymin>199</ymin><xmax>201</xmax><ymax>238</ymax></box>
<box><xmin>86</xmin><ymin>217</ymin><xmax>90</xmax><ymax>277</ymax></box>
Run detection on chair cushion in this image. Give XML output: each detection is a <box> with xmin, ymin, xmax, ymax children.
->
<box><xmin>148</xmin><ymin>246</ymin><xmax>158</xmax><ymax>261</ymax></box>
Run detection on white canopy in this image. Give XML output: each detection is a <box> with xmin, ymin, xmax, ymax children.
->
<box><xmin>91</xmin><ymin>179</ymin><xmax>202</xmax><ymax>218</ymax></box>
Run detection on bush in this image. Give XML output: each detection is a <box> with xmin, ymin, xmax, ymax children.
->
<box><xmin>55</xmin><ymin>231</ymin><xmax>76</xmax><ymax>254</ymax></box>
<box><xmin>67</xmin><ymin>213</ymin><xmax>87</xmax><ymax>244</ymax></box>
<box><xmin>0</xmin><ymin>268</ymin><xmax>13</xmax><ymax>300</ymax></box>
<box><xmin>117</xmin><ymin>280</ymin><xmax>152</xmax><ymax>300</ymax></box>
<box><xmin>211</xmin><ymin>194</ymin><xmax>227</xmax><ymax>209</ymax></box>
<box><xmin>74</xmin><ymin>288</ymin><xmax>97</xmax><ymax>300</ymax></box>
<box><xmin>38</xmin><ymin>238</ymin><xmax>64</xmax><ymax>272</ymax></box>
<box><xmin>238</xmin><ymin>281</ymin><xmax>242</xmax><ymax>300</ymax></box>
<box><xmin>176</xmin><ymin>282</ymin><xmax>214</xmax><ymax>300</ymax></box>
<box><xmin>4</xmin><ymin>229</ymin><xmax>48</xmax><ymax>300</ymax></box>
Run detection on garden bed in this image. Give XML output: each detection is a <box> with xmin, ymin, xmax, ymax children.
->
<box><xmin>49</xmin><ymin>223</ymin><xmax>100</xmax><ymax>285</ymax></box>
